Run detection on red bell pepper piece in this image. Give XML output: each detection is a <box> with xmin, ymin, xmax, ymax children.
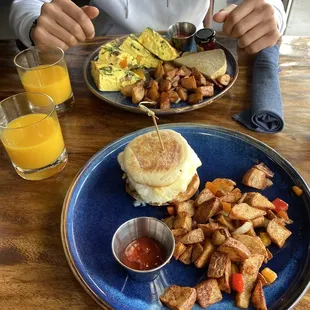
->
<box><xmin>272</xmin><ymin>198</ymin><xmax>288</xmax><ymax>212</ymax></box>
<box><xmin>232</xmin><ymin>273</ymin><xmax>244</xmax><ymax>293</ymax></box>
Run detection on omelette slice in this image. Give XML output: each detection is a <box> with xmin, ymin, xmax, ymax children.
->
<box><xmin>91</xmin><ymin>64</ymin><xmax>141</xmax><ymax>92</ymax></box>
<box><xmin>119</xmin><ymin>34</ymin><xmax>160</xmax><ymax>68</ymax></box>
<box><xmin>98</xmin><ymin>44</ymin><xmax>139</xmax><ymax>70</ymax></box>
<box><xmin>138</xmin><ymin>27</ymin><xmax>179</xmax><ymax>61</ymax></box>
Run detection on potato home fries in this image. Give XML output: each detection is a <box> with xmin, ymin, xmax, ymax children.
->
<box><xmin>91</xmin><ymin>27</ymin><xmax>232</xmax><ymax>109</ymax></box>
<box><xmin>159</xmin><ymin>163</ymin><xmax>296</xmax><ymax>310</ymax></box>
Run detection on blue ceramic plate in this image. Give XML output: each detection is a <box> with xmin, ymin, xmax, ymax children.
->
<box><xmin>61</xmin><ymin>124</ymin><xmax>310</xmax><ymax>310</ymax></box>
<box><xmin>83</xmin><ymin>36</ymin><xmax>238</xmax><ymax>115</ymax></box>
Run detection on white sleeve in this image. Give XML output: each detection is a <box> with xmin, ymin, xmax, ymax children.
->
<box><xmin>227</xmin><ymin>0</ymin><xmax>287</xmax><ymax>35</ymax></box>
<box><xmin>9</xmin><ymin>0</ymin><xmax>51</xmax><ymax>47</ymax></box>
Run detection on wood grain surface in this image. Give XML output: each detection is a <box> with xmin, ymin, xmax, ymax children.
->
<box><xmin>0</xmin><ymin>34</ymin><xmax>309</xmax><ymax>309</ymax></box>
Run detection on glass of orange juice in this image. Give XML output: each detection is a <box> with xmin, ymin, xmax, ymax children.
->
<box><xmin>0</xmin><ymin>92</ymin><xmax>67</xmax><ymax>180</ymax></box>
<box><xmin>14</xmin><ymin>45</ymin><xmax>74</xmax><ymax>114</ymax></box>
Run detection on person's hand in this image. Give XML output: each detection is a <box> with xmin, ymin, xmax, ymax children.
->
<box><xmin>213</xmin><ymin>0</ymin><xmax>280</xmax><ymax>54</ymax></box>
<box><xmin>32</xmin><ymin>0</ymin><xmax>99</xmax><ymax>50</ymax></box>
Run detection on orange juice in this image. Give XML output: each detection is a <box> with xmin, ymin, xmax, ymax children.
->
<box><xmin>1</xmin><ymin>113</ymin><xmax>65</xmax><ymax>169</ymax></box>
<box><xmin>21</xmin><ymin>65</ymin><xmax>72</xmax><ymax>105</ymax></box>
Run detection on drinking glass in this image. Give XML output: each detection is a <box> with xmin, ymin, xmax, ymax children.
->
<box><xmin>0</xmin><ymin>92</ymin><xmax>68</xmax><ymax>180</ymax></box>
<box><xmin>14</xmin><ymin>45</ymin><xmax>74</xmax><ymax>114</ymax></box>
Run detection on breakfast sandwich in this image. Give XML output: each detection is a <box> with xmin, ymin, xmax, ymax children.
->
<box><xmin>119</xmin><ymin>34</ymin><xmax>160</xmax><ymax>68</ymax></box>
<box><xmin>117</xmin><ymin>130</ymin><xmax>202</xmax><ymax>206</ymax></box>
<box><xmin>138</xmin><ymin>27</ymin><xmax>179</xmax><ymax>61</ymax></box>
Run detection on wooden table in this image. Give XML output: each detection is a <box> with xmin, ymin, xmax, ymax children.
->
<box><xmin>0</xmin><ymin>35</ymin><xmax>309</xmax><ymax>309</ymax></box>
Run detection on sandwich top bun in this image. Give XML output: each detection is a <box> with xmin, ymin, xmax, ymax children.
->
<box><xmin>118</xmin><ymin>130</ymin><xmax>202</xmax><ymax>205</ymax></box>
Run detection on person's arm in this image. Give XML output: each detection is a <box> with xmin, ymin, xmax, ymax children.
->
<box><xmin>10</xmin><ymin>0</ymin><xmax>50</xmax><ymax>47</ymax></box>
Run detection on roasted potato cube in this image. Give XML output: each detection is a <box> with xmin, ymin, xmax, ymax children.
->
<box><xmin>176</xmin><ymin>86</ymin><xmax>188</xmax><ymax>101</ymax></box>
<box><xmin>160</xmin><ymin>285</ymin><xmax>197</xmax><ymax>310</ymax></box>
<box><xmin>242</xmin><ymin>168</ymin><xmax>271</xmax><ymax>190</ymax></box>
<box><xmin>179</xmin><ymin>228</ymin><xmax>205</xmax><ymax>245</ymax></box>
<box><xmin>194</xmin><ymin>197</ymin><xmax>221</xmax><ymax>224</ymax></box>
<box><xmin>217</xmin><ymin>237</ymin><xmax>251</xmax><ymax>262</ymax></box>
<box><xmin>251</xmin><ymin>281</ymin><xmax>267</xmax><ymax>310</ymax></box>
<box><xmin>244</xmin><ymin>192</ymin><xmax>275</xmax><ymax>210</ymax></box>
<box><xmin>159</xmin><ymin>92</ymin><xmax>171</xmax><ymax>109</ymax></box>
<box><xmin>195</xmin><ymin>279</ymin><xmax>222</xmax><ymax>308</ymax></box>
<box><xmin>252</xmin><ymin>216</ymin><xmax>265</xmax><ymax>228</ymax></box>
<box><xmin>220</xmin><ymin>188</ymin><xmax>242</xmax><ymax>204</ymax></box>
<box><xmin>238</xmin><ymin>193</ymin><xmax>248</xmax><ymax>204</ymax></box>
<box><xmin>188</xmin><ymin>92</ymin><xmax>203</xmax><ymax>105</ymax></box>
<box><xmin>197</xmin><ymin>222</ymin><xmax>220</xmax><ymax>237</ymax></box>
<box><xmin>177</xmin><ymin>65</ymin><xmax>192</xmax><ymax>77</ymax></box>
<box><xmin>195</xmin><ymin>188</ymin><xmax>215</xmax><ymax>206</ymax></box>
<box><xmin>120</xmin><ymin>84</ymin><xmax>134</xmax><ymax>97</ymax></box>
<box><xmin>229</xmin><ymin>203</ymin><xmax>266</xmax><ymax>221</ymax></box>
<box><xmin>236</xmin><ymin>255</ymin><xmax>265</xmax><ymax>309</ymax></box>
<box><xmin>159</xmin><ymin>79</ymin><xmax>172</xmax><ymax>92</ymax></box>
<box><xmin>171</xmin><ymin>75</ymin><xmax>181</xmax><ymax>88</ymax></box>
<box><xmin>154</xmin><ymin>62</ymin><xmax>164</xmax><ymax>80</ymax></box>
<box><xmin>163</xmin><ymin>62</ymin><xmax>177</xmax><ymax>73</ymax></box>
<box><xmin>168</xmin><ymin>90</ymin><xmax>181</xmax><ymax>104</ymax></box>
<box><xmin>191</xmin><ymin>67</ymin><xmax>207</xmax><ymax>86</ymax></box>
<box><xmin>207</xmin><ymin>252</ymin><xmax>229</xmax><ymax>278</ymax></box>
<box><xmin>217</xmin><ymin>74</ymin><xmax>231</xmax><ymax>86</ymax></box>
<box><xmin>217</xmin><ymin>257</ymin><xmax>232</xmax><ymax>294</ymax></box>
<box><xmin>254</xmin><ymin>163</ymin><xmax>274</xmax><ymax>178</ymax></box>
<box><xmin>267</xmin><ymin>219</ymin><xmax>292</xmax><ymax>248</ymax></box>
<box><xmin>173</xmin><ymin>242</ymin><xmax>187</xmax><ymax>260</ymax></box>
<box><xmin>162</xmin><ymin>216</ymin><xmax>175</xmax><ymax>229</ymax></box>
<box><xmin>191</xmin><ymin>243</ymin><xmax>204</xmax><ymax>263</ymax></box>
<box><xmin>233</xmin><ymin>234</ymin><xmax>267</xmax><ymax>259</ymax></box>
<box><xmin>257</xmin><ymin>272</ymin><xmax>270</xmax><ymax>287</ymax></box>
<box><xmin>266</xmin><ymin>210</ymin><xmax>277</xmax><ymax>221</ymax></box>
<box><xmin>212</xmin><ymin>178</ymin><xmax>236</xmax><ymax>193</ymax></box>
<box><xmin>212</xmin><ymin>230</ymin><xmax>226</xmax><ymax>246</ymax></box>
<box><xmin>180</xmin><ymin>76</ymin><xmax>197</xmax><ymax>90</ymax></box>
<box><xmin>132</xmin><ymin>82</ymin><xmax>145</xmax><ymax>104</ymax></box>
<box><xmin>165</xmin><ymin>68</ymin><xmax>178</xmax><ymax>79</ymax></box>
<box><xmin>172</xmin><ymin>228</ymin><xmax>188</xmax><ymax>238</ymax></box>
<box><xmin>146</xmin><ymin>80</ymin><xmax>159</xmax><ymax>102</ymax></box>
<box><xmin>173</xmin><ymin>212</ymin><xmax>192</xmax><ymax>232</ymax></box>
<box><xmin>192</xmin><ymin>220</ymin><xmax>198</xmax><ymax>230</ymax></box>
<box><xmin>179</xmin><ymin>245</ymin><xmax>193</xmax><ymax>265</ymax></box>
<box><xmin>195</xmin><ymin>239</ymin><xmax>215</xmax><ymax>268</ymax></box>
<box><xmin>216</xmin><ymin>214</ymin><xmax>236</xmax><ymax>232</ymax></box>
<box><xmin>199</xmin><ymin>85</ymin><xmax>214</xmax><ymax>97</ymax></box>
<box><xmin>174</xmin><ymin>200</ymin><xmax>195</xmax><ymax>217</ymax></box>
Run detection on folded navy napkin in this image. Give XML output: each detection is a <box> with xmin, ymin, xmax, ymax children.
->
<box><xmin>232</xmin><ymin>45</ymin><xmax>284</xmax><ymax>133</ymax></box>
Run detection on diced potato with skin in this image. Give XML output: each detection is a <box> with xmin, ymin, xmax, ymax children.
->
<box><xmin>266</xmin><ymin>210</ymin><xmax>277</xmax><ymax>221</ymax></box>
<box><xmin>180</xmin><ymin>76</ymin><xmax>197</xmax><ymax>90</ymax></box>
<box><xmin>254</xmin><ymin>163</ymin><xmax>274</xmax><ymax>178</ymax></box>
<box><xmin>267</xmin><ymin>219</ymin><xmax>292</xmax><ymax>248</ymax></box>
<box><xmin>198</xmin><ymin>85</ymin><xmax>214</xmax><ymax>97</ymax></box>
<box><xmin>171</xmin><ymin>75</ymin><xmax>180</xmax><ymax>88</ymax></box>
<box><xmin>174</xmin><ymin>200</ymin><xmax>195</xmax><ymax>217</ymax></box>
<box><xmin>159</xmin><ymin>78</ymin><xmax>172</xmax><ymax>92</ymax></box>
<box><xmin>132</xmin><ymin>82</ymin><xmax>145</xmax><ymax>104</ymax></box>
<box><xmin>154</xmin><ymin>62</ymin><xmax>164</xmax><ymax>80</ymax></box>
<box><xmin>217</xmin><ymin>257</ymin><xmax>232</xmax><ymax>294</ymax></box>
<box><xmin>252</xmin><ymin>216</ymin><xmax>265</xmax><ymax>228</ymax></box>
<box><xmin>261</xmin><ymin>267</ymin><xmax>278</xmax><ymax>284</ymax></box>
<box><xmin>168</xmin><ymin>90</ymin><xmax>181</xmax><ymax>104</ymax></box>
<box><xmin>162</xmin><ymin>216</ymin><xmax>175</xmax><ymax>229</ymax></box>
<box><xmin>238</xmin><ymin>193</ymin><xmax>248</xmax><ymax>204</ymax></box>
<box><xmin>179</xmin><ymin>245</ymin><xmax>193</xmax><ymax>265</ymax></box>
<box><xmin>191</xmin><ymin>67</ymin><xmax>207</xmax><ymax>86</ymax></box>
<box><xmin>251</xmin><ymin>281</ymin><xmax>267</xmax><ymax>310</ymax></box>
<box><xmin>176</xmin><ymin>86</ymin><xmax>188</xmax><ymax>101</ymax></box>
<box><xmin>207</xmin><ymin>252</ymin><xmax>229</xmax><ymax>278</ymax></box>
<box><xmin>264</xmin><ymin>247</ymin><xmax>273</xmax><ymax>263</ymax></box>
<box><xmin>217</xmin><ymin>74</ymin><xmax>231</xmax><ymax>86</ymax></box>
<box><xmin>195</xmin><ymin>279</ymin><xmax>223</xmax><ymax>308</ymax></box>
<box><xmin>229</xmin><ymin>203</ymin><xmax>266</xmax><ymax>221</ymax></box>
<box><xmin>173</xmin><ymin>242</ymin><xmax>187</xmax><ymax>260</ymax></box>
<box><xmin>194</xmin><ymin>197</ymin><xmax>221</xmax><ymax>224</ymax></box>
<box><xmin>191</xmin><ymin>243</ymin><xmax>204</xmax><ymax>263</ymax></box>
<box><xmin>220</xmin><ymin>188</ymin><xmax>242</xmax><ymax>204</ymax></box>
<box><xmin>179</xmin><ymin>228</ymin><xmax>205</xmax><ymax>245</ymax></box>
<box><xmin>217</xmin><ymin>237</ymin><xmax>251</xmax><ymax>262</ymax></box>
<box><xmin>216</xmin><ymin>214</ymin><xmax>236</xmax><ymax>232</ymax></box>
<box><xmin>177</xmin><ymin>65</ymin><xmax>192</xmax><ymax>77</ymax></box>
<box><xmin>233</xmin><ymin>234</ymin><xmax>267</xmax><ymax>259</ymax></box>
<box><xmin>257</xmin><ymin>272</ymin><xmax>270</xmax><ymax>287</ymax></box>
<box><xmin>188</xmin><ymin>91</ymin><xmax>203</xmax><ymax>105</ymax></box>
<box><xmin>195</xmin><ymin>188</ymin><xmax>215</xmax><ymax>206</ymax></box>
<box><xmin>197</xmin><ymin>222</ymin><xmax>220</xmax><ymax>237</ymax></box>
<box><xmin>212</xmin><ymin>178</ymin><xmax>236</xmax><ymax>192</ymax></box>
<box><xmin>192</xmin><ymin>220</ymin><xmax>198</xmax><ymax>230</ymax></box>
<box><xmin>159</xmin><ymin>92</ymin><xmax>171</xmax><ymax>109</ymax></box>
<box><xmin>218</xmin><ymin>227</ymin><xmax>231</xmax><ymax>239</ymax></box>
<box><xmin>173</xmin><ymin>212</ymin><xmax>192</xmax><ymax>232</ymax></box>
<box><xmin>236</xmin><ymin>255</ymin><xmax>265</xmax><ymax>309</ymax></box>
<box><xmin>146</xmin><ymin>80</ymin><xmax>160</xmax><ymax>102</ymax></box>
<box><xmin>165</xmin><ymin>68</ymin><xmax>178</xmax><ymax>79</ymax></box>
<box><xmin>195</xmin><ymin>239</ymin><xmax>215</xmax><ymax>268</ymax></box>
<box><xmin>244</xmin><ymin>192</ymin><xmax>275</xmax><ymax>210</ymax></box>
<box><xmin>120</xmin><ymin>84</ymin><xmax>134</xmax><ymax>97</ymax></box>
<box><xmin>160</xmin><ymin>285</ymin><xmax>197</xmax><ymax>310</ymax></box>
<box><xmin>163</xmin><ymin>62</ymin><xmax>177</xmax><ymax>73</ymax></box>
<box><xmin>212</xmin><ymin>230</ymin><xmax>226</xmax><ymax>246</ymax></box>
<box><xmin>242</xmin><ymin>168</ymin><xmax>272</xmax><ymax>190</ymax></box>
<box><xmin>172</xmin><ymin>228</ymin><xmax>188</xmax><ymax>238</ymax></box>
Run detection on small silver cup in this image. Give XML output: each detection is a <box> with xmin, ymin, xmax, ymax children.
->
<box><xmin>168</xmin><ymin>22</ymin><xmax>197</xmax><ymax>52</ymax></box>
<box><xmin>112</xmin><ymin>217</ymin><xmax>175</xmax><ymax>282</ymax></box>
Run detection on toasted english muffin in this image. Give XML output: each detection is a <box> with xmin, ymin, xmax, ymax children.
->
<box><xmin>138</xmin><ymin>27</ymin><xmax>179</xmax><ymax>61</ymax></box>
<box><xmin>174</xmin><ymin>49</ymin><xmax>227</xmax><ymax>80</ymax></box>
